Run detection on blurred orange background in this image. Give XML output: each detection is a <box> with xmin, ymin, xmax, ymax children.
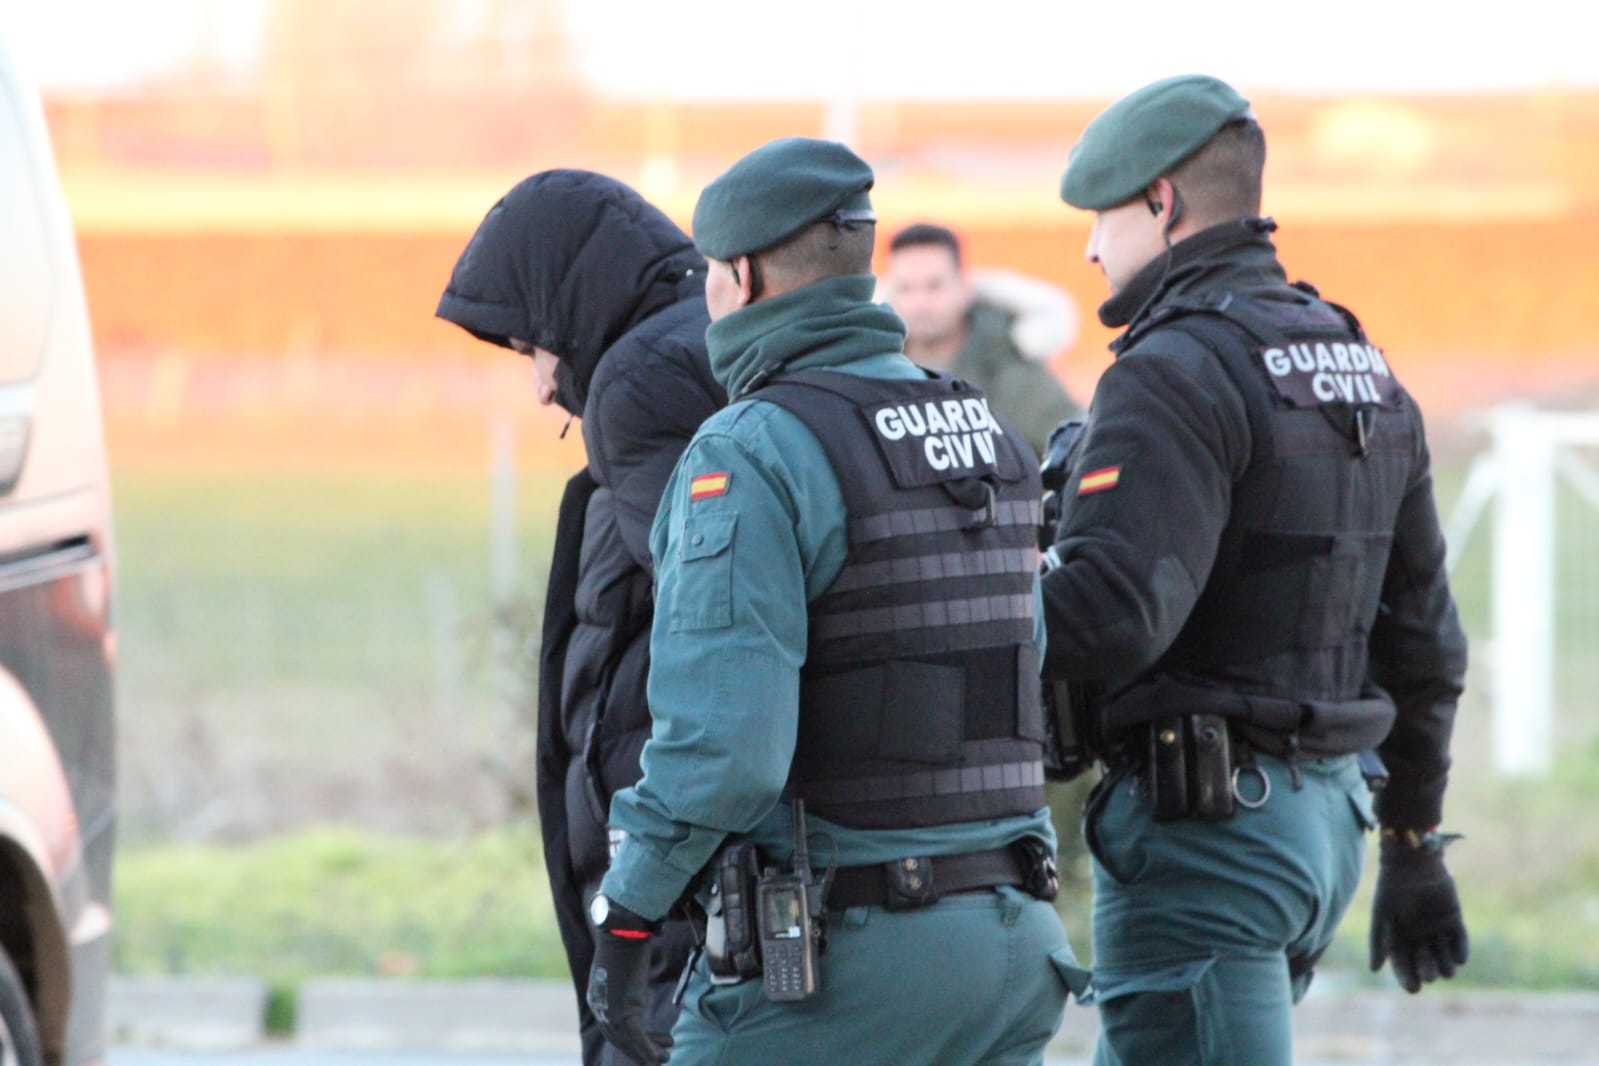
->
<box><xmin>39</xmin><ymin>2</ymin><xmax>1599</xmax><ymax>471</ymax></box>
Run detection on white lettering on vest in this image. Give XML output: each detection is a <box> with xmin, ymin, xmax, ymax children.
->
<box><xmin>876</xmin><ymin>408</ymin><xmax>906</xmax><ymax>441</ymax></box>
<box><xmin>963</xmin><ymin>398</ymin><xmax>991</xmax><ymax>432</ymax></box>
<box><xmin>979</xmin><ymin>398</ymin><xmax>1004</xmax><ymax>435</ymax></box>
<box><xmin>943</xmin><ymin>400</ymin><xmax>971</xmax><ymax>433</ymax></box>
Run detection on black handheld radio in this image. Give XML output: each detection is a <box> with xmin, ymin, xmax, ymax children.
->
<box><xmin>756</xmin><ymin>800</ymin><xmax>822</xmax><ymax>1001</ymax></box>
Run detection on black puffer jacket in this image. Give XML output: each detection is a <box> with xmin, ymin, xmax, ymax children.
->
<box><xmin>437</xmin><ymin>171</ymin><xmax>723</xmax><ymax>1062</ymax></box>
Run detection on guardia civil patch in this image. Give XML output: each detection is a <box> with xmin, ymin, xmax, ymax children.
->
<box><xmin>1078</xmin><ymin>466</ymin><xmax>1121</xmax><ymax>496</ymax></box>
<box><xmin>689</xmin><ymin>471</ymin><xmax>730</xmax><ymax>501</ymax></box>
<box><xmin>1257</xmin><ymin>340</ymin><xmax>1403</xmax><ymax>409</ymax></box>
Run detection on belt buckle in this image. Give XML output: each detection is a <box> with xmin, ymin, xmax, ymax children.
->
<box><xmin>883</xmin><ymin>856</ymin><xmax>938</xmax><ymax>911</ymax></box>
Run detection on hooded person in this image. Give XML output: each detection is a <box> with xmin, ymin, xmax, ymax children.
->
<box><xmin>437</xmin><ymin>169</ymin><xmax>725</xmax><ymax>1066</ymax></box>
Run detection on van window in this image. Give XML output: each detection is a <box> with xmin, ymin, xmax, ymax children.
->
<box><xmin>0</xmin><ymin>78</ymin><xmax>54</xmax><ymax>384</ymax></box>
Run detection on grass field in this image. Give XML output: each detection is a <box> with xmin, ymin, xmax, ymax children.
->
<box><xmin>112</xmin><ymin>449</ymin><xmax>565</xmax><ymax>839</ymax></box>
<box><xmin>103</xmin><ymin>387</ymin><xmax>1599</xmax><ymax>988</ymax></box>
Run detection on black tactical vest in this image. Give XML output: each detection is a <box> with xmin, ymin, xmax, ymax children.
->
<box><xmin>1103</xmin><ymin>286</ymin><xmax>1417</xmax><ymax>755</ymax></box>
<box><xmin>754</xmin><ymin>369</ymin><xmax>1047</xmax><ymax>829</ymax></box>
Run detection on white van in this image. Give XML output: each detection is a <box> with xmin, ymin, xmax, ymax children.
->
<box><xmin>0</xmin><ymin>33</ymin><xmax>117</xmax><ymax>1066</ymax></box>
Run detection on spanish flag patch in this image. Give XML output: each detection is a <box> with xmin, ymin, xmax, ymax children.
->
<box><xmin>1078</xmin><ymin>466</ymin><xmax>1122</xmax><ymax>496</ymax></box>
<box><xmin>689</xmin><ymin>471</ymin><xmax>730</xmax><ymax>501</ymax></box>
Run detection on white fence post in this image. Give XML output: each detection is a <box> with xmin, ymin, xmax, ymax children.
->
<box><xmin>1490</xmin><ymin>404</ymin><xmax>1556</xmax><ymax>776</ymax></box>
<box><xmin>491</xmin><ymin>415</ymin><xmax>517</xmax><ymax>602</ymax></box>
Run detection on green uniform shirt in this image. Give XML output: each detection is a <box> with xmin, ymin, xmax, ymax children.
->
<box><xmin>602</xmin><ymin>275</ymin><xmax>1053</xmax><ymax>920</ymax></box>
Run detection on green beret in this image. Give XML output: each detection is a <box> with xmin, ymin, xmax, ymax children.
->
<box><xmin>1061</xmin><ymin>74</ymin><xmax>1251</xmax><ymax>211</ymax></box>
<box><xmin>693</xmin><ymin>137</ymin><xmax>876</xmax><ymax>261</ymax></box>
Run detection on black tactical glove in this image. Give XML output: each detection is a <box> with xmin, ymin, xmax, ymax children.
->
<box><xmin>1369</xmin><ymin>838</ymin><xmax>1469</xmax><ymax>994</ymax></box>
<box><xmin>586</xmin><ymin>895</ymin><xmax>672</xmax><ymax>1065</ymax></box>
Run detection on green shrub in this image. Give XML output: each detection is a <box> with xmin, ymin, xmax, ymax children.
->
<box><xmin>113</xmin><ymin>828</ymin><xmax>569</xmax><ymax>981</ymax></box>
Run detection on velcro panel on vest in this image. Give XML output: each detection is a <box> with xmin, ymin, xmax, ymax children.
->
<box><xmin>796</xmin><ymin>645</ymin><xmax>1044</xmax><ymax>763</ymax></box>
<box><xmin>1245</xmin><ymin>529</ymin><xmax>1394</xmax><ymax>652</ymax></box>
<box><xmin>1176</xmin><ymin>528</ymin><xmax>1396</xmax><ymax>664</ymax></box>
<box><xmin>799</xmin><ymin>658</ymin><xmax>965</xmax><ymax>766</ymax></box>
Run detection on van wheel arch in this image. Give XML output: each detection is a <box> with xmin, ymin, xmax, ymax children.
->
<box><xmin>0</xmin><ymin>942</ymin><xmax>43</xmax><ymax>1066</ymax></box>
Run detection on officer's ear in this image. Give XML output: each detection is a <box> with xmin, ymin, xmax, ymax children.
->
<box><xmin>728</xmin><ymin>255</ymin><xmax>758</xmax><ymax>307</ymax></box>
<box><xmin>1145</xmin><ymin>178</ymin><xmax>1183</xmax><ymax>235</ymax></box>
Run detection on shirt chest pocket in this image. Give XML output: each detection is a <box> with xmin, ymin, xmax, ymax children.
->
<box><xmin>668</xmin><ymin>512</ymin><xmax>737</xmax><ymax>632</ymax></box>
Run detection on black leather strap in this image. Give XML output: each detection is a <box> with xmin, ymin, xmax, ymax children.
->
<box><xmin>825</xmin><ymin>846</ymin><xmax>1027</xmax><ymax>911</ymax></box>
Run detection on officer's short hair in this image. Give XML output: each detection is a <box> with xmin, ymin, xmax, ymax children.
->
<box><xmin>890</xmin><ymin>223</ymin><xmax>963</xmax><ymax>268</ymax></box>
<box><xmin>760</xmin><ymin>219</ymin><xmax>877</xmax><ymax>291</ymax></box>
<box><xmin>1170</xmin><ymin>117</ymin><xmax>1267</xmax><ymax>227</ymax></box>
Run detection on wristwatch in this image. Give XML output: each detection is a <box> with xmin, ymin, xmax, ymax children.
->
<box><xmin>1379</xmin><ymin>826</ymin><xmax>1463</xmax><ymax>852</ymax></box>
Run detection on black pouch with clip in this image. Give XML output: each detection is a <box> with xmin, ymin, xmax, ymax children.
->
<box><xmin>1186</xmin><ymin>714</ymin><xmax>1235</xmax><ymax>821</ymax></box>
<box><xmin>1149</xmin><ymin>717</ymin><xmax>1189</xmax><ymax>822</ymax></box>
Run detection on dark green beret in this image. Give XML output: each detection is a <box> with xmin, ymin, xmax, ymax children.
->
<box><xmin>693</xmin><ymin>137</ymin><xmax>876</xmax><ymax>260</ymax></box>
<box><xmin>1061</xmin><ymin>74</ymin><xmax>1251</xmax><ymax>211</ymax></box>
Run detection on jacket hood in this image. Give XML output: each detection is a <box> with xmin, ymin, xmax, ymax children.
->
<box><xmin>436</xmin><ymin>169</ymin><xmax>706</xmax><ymax>414</ymax></box>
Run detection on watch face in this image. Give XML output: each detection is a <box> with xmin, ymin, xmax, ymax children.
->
<box><xmin>589</xmin><ymin>893</ymin><xmax>610</xmax><ymax>926</ymax></box>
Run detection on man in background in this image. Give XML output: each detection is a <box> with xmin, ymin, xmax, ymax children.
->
<box><xmin>436</xmin><ymin>170</ymin><xmax>725</xmax><ymax>1065</ymax></box>
<box><xmin>886</xmin><ymin>222</ymin><xmax>1082</xmax><ymax>454</ymax></box>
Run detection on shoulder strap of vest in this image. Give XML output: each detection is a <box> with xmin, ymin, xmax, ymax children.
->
<box><xmin>764</xmin><ymin>365</ymin><xmax>938</xmax><ymax>400</ymax></box>
<box><xmin>1288</xmin><ymin>279</ymin><xmax>1371</xmax><ymax>342</ymax></box>
<box><xmin>1129</xmin><ymin>294</ymin><xmax>1278</xmax><ymax>485</ymax></box>
<box><xmin>756</xmin><ymin>370</ymin><xmax>883</xmax><ymax>509</ymax></box>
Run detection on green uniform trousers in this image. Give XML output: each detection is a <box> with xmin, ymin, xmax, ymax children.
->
<box><xmin>670</xmin><ymin>885</ymin><xmax>1083</xmax><ymax>1066</ymax></box>
<box><xmin>1085</xmin><ymin>751</ymin><xmax>1372</xmax><ymax>1066</ymax></box>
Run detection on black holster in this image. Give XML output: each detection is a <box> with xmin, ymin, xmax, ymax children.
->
<box><xmin>1042</xmin><ymin>679</ymin><xmax>1102</xmax><ymax>782</ymax></box>
<box><xmin>703</xmin><ymin>842</ymin><xmax>762</xmax><ymax>984</ymax></box>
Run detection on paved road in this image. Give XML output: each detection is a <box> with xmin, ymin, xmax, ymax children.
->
<box><xmin>108</xmin><ymin>1053</ymin><xmax>1596</xmax><ymax>1066</ymax></box>
<box><xmin>111</xmin><ymin>1056</ymin><xmax>580</xmax><ymax>1066</ymax></box>
<box><xmin>111</xmin><ymin>1057</ymin><xmax>1076</xmax><ymax>1066</ymax></box>
<box><xmin>107</xmin><ymin>1055</ymin><xmax>1104</xmax><ymax>1066</ymax></box>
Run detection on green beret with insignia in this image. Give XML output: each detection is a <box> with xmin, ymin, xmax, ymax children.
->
<box><xmin>693</xmin><ymin>137</ymin><xmax>876</xmax><ymax>261</ymax></box>
<box><xmin>1060</xmin><ymin>74</ymin><xmax>1251</xmax><ymax>211</ymax></box>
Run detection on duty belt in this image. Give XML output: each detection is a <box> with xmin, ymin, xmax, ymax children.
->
<box><xmin>825</xmin><ymin>845</ymin><xmax>1036</xmax><ymax>911</ymax></box>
